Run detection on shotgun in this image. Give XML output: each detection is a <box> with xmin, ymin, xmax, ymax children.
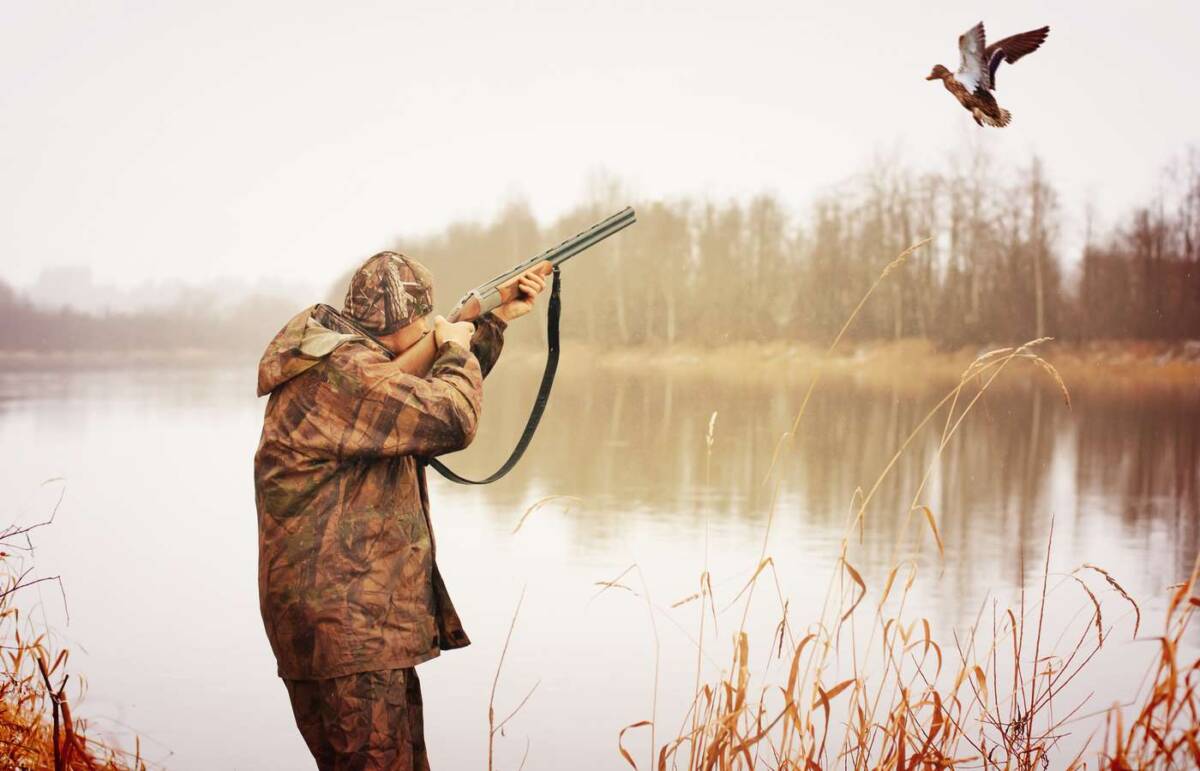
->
<box><xmin>392</xmin><ymin>206</ymin><xmax>636</xmax><ymax>376</ymax></box>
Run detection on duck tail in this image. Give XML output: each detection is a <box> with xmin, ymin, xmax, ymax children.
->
<box><xmin>982</xmin><ymin>108</ymin><xmax>1012</xmax><ymax>128</ymax></box>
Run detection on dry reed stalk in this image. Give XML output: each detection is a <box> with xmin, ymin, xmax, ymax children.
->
<box><xmin>1094</xmin><ymin>551</ymin><xmax>1200</xmax><ymax>768</ymax></box>
<box><xmin>1076</xmin><ymin>563</ymin><xmax>1141</xmax><ymax>637</ymax></box>
<box><xmin>488</xmin><ymin>586</ymin><xmax>539</xmax><ymax>771</ymax></box>
<box><xmin>794</xmin><ymin>339</ymin><xmax>1039</xmax><ymax>763</ymax></box>
<box><xmin>511</xmin><ymin>495</ymin><xmax>582</xmax><ymax>534</ymax></box>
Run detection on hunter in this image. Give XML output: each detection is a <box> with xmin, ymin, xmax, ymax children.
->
<box><xmin>253</xmin><ymin>251</ymin><xmax>546</xmax><ymax>770</ymax></box>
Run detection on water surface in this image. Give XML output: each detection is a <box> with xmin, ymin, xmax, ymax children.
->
<box><xmin>0</xmin><ymin>358</ymin><xmax>1195</xmax><ymax>769</ymax></box>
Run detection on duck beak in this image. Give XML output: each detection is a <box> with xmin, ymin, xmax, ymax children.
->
<box><xmin>925</xmin><ymin>73</ymin><xmax>938</xmax><ymax>81</ymax></box>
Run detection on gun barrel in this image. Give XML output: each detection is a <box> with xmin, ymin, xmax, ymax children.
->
<box><xmin>537</xmin><ymin>205</ymin><xmax>637</xmax><ymax>268</ymax></box>
<box><xmin>475</xmin><ymin>207</ymin><xmax>636</xmax><ymax>295</ymax></box>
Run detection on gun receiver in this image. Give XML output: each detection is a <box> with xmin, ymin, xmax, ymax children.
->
<box><xmin>392</xmin><ymin>206</ymin><xmax>637</xmax><ymax>376</ymax></box>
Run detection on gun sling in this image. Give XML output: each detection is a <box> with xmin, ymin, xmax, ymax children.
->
<box><xmin>425</xmin><ymin>266</ymin><xmax>562</xmax><ymax>485</ymax></box>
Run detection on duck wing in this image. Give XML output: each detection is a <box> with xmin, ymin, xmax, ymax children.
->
<box><xmin>985</xmin><ymin>26</ymin><xmax>1049</xmax><ymax>89</ymax></box>
<box><xmin>956</xmin><ymin>22</ymin><xmax>990</xmax><ymax>92</ymax></box>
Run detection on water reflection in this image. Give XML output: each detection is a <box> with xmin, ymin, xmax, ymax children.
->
<box><xmin>3</xmin><ymin>361</ymin><xmax>1194</xmax><ymax>597</ymax></box>
<box><xmin>449</xmin><ymin>364</ymin><xmax>1198</xmax><ymax>592</ymax></box>
<box><xmin>1076</xmin><ymin>388</ymin><xmax>1200</xmax><ymax>531</ymax></box>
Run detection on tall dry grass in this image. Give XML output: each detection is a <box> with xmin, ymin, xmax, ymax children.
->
<box><xmin>606</xmin><ymin>240</ymin><xmax>1199</xmax><ymax>770</ymax></box>
<box><xmin>1</xmin><ymin>484</ymin><xmax>146</xmax><ymax>771</ymax></box>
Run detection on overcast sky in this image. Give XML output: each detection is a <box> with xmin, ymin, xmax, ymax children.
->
<box><xmin>3</xmin><ymin>0</ymin><xmax>1198</xmax><ymax>292</ymax></box>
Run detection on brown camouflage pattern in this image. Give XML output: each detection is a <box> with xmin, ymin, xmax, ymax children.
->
<box><xmin>284</xmin><ymin>667</ymin><xmax>429</xmax><ymax>771</ymax></box>
<box><xmin>343</xmin><ymin>252</ymin><xmax>435</xmax><ymax>335</ymax></box>
<box><xmin>254</xmin><ymin>302</ymin><xmax>505</xmax><ymax>680</ymax></box>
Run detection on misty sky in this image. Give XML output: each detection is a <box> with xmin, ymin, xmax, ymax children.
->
<box><xmin>3</xmin><ymin>1</ymin><xmax>1198</xmax><ymax>294</ymax></box>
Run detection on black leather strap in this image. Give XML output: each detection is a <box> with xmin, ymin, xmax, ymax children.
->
<box><xmin>426</xmin><ymin>267</ymin><xmax>561</xmax><ymax>485</ymax></box>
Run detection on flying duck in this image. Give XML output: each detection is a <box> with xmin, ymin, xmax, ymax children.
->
<box><xmin>927</xmin><ymin>22</ymin><xmax>1049</xmax><ymax>127</ymax></box>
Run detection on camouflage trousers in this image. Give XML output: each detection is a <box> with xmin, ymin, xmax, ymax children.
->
<box><xmin>284</xmin><ymin>667</ymin><xmax>430</xmax><ymax>771</ymax></box>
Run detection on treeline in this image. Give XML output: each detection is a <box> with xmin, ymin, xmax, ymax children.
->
<box><xmin>4</xmin><ymin>145</ymin><xmax>1197</xmax><ymax>354</ymax></box>
<box><xmin>355</xmin><ymin>145</ymin><xmax>1199</xmax><ymax>349</ymax></box>
<box><xmin>1079</xmin><ymin>151</ymin><xmax>1200</xmax><ymax>339</ymax></box>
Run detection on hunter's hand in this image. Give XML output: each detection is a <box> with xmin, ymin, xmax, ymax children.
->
<box><xmin>433</xmin><ymin>316</ymin><xmax>474</xmax><ymax>349</ymax></box>
<box><xmin>494</xmin><ymin>269</ymin><xmax>548</xmax><ymax>322</ymax></box>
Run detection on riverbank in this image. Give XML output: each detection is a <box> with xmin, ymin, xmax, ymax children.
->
<box><xmin>4</xmin><ymin>339</ymin><xmax>1198</xmax><ymax>391</ymax></box>
<box><xmin>536</xmin><ymin>338</ymin><xmax>1200</xmax><ymax>392</ymax></box>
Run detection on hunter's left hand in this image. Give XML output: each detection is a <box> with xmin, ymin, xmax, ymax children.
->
<box><xmin>494</xmin><ymin>270</ymin><xmax>547</xmax><ymax>321</ymax></box>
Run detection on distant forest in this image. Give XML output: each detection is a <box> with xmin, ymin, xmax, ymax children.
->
<box><xmin>0</xmin><ymin>284</ymin><xmax>301</xmax><ymax>355</ymax></box>
<box><xmin>4</xmin><ymin>145</ymin><xmax>1198</xmax><ymax>354</ymax></box>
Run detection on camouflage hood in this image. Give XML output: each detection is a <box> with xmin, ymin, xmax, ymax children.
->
<box><xmin>256</xmin><ymin>305</ymin><xmax>375</xmax><ymax>397</ymax></box>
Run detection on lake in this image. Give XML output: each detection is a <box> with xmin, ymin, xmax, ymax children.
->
<box><xmin>0</xmin><ymin>353</ymin><xmax>1196</xmax><ymax>769</ymax></box>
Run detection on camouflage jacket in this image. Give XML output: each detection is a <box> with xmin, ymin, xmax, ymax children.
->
<box><xmin>254</xmin><ymin>303</ymin><xmax>505</xmax><ymax>680</ymax></box>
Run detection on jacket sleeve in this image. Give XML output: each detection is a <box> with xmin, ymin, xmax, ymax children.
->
<box><xmin>470</xmin><ymin>313</ymin><xmax>507</xmax><ymax>379</ymax></box>
<box><xmin>306</xmin><ymin>341</ymin><xmax>484</xmax><ymax>460</ymax></box>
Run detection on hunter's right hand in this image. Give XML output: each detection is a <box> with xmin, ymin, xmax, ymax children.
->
<box><xmin>433</xmin><ymin>316</ymin><xmax>474</xmax><ymax>350</ymax></box>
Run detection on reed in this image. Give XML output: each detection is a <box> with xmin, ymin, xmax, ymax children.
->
<box><xmin>612</xmin><ymin>240</ymin><xmax>1198</xmax><ymax>770</ymax></box>
<box><xmin>0</xmin><ymin>485</ymin><xmax>146</xmax><ymax>771</ymax></box>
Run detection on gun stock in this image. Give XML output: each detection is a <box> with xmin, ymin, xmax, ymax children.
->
<box><xmin>390</xmin><ymin>328</ymin><xmax>441</xmax><ymax>376</ymax></box>
<box><xmin>388</xmin><ymin>261</ymin><xmax>553</xmax><ymax>376</ymax></box>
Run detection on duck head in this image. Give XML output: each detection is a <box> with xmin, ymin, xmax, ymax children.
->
<box><xmin>926</xmin><ymin>64</ymin><xmax>951</xmax><ymax>81</ymax></box>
